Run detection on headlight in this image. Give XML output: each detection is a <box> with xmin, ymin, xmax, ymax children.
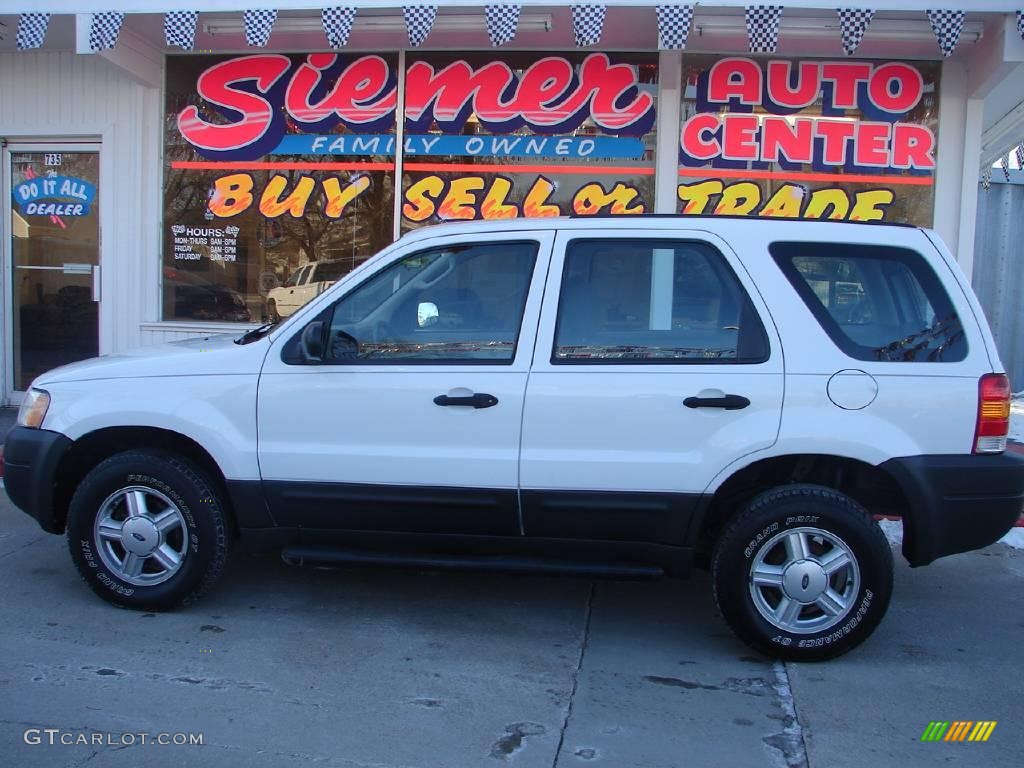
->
<box><xmin>17</xmin><ymin>388</ymin><xmax>50</xmax><ymax>429</ymax></box>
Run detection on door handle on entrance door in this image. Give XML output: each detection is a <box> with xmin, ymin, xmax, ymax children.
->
<box><xmin>433</xmin><ymin>393</ymin><xmax>498</xmax><ymax>409</ymax></box>
<box><xmin>92</xmin><ymin>265</ymin><xmax>101</xmax><ymax>302</ymax></box>
<box><xmin>683</xmin><ymin>394</ymin><xmax>750</xmax><ymax>410</ymax></box>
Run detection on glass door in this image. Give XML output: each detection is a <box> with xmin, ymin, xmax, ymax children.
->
<box><xmin>4</xmin><ymin>146</ymin><xmax>100</xmax><ymax>398</ymax></box>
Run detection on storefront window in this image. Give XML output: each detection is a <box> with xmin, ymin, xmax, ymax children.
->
<box><xmin>163</xmin><ymin>54</ymin><xmax>397</xmax><ymax>322</ymax></box>
<box><xmin>163</xmin><ymin>51</ymin><xmax>658</xmax><ymax>324</ymax></box>
<box><xmin>676</xmin><ymin>56</ymin><xmax>939</xmax><ymax>226</ymax></box>
<box><xmin>400</xmin><ymin>52</ymin><xmax>658</xmax><ymax>230</ymax></box>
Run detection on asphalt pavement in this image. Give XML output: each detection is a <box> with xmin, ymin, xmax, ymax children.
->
<box><xmin>0</xmin><ymin>493</ymin><xmax>1021</xmax><ymax>768</ymax></box>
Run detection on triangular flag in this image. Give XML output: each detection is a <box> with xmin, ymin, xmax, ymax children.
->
<box><xmin>165</xmin><ymin>11</ymin><xmax>199</xmax><ymax>51</ymax></box>
<box><xmin>927</xmin><ymin>9</ymin><xmax>965</xmax><ymax>57</ymax></box>
<box><xmin>836</xmin><ymin>8</ymin><xmax>875</xmax><ymax>55</ymax></box>
<box><xmin>1017</xmin><ymin>11</ymin><xmax>1023</xmax><ymax>43</ymax></box>
<box><xmin>404</xmin><ymin>5</ymin><xmax>437</xmax><ymax>47</ymax></box>
<box><xmin>88</xmin><ymin>11</ymin><xmax>124</xmax><ymax>52</ymax></box>
<box><xmin>656</xmin><ymin>5</ymin><xmax>694</xmax><ymax>50</ymax></box>
<box><xmin>1000</xmin><ymin>155</ymin><xmax>1011</xmax><ymax>182</ymax></box>
<box><xmin>485</xmin><ymin>4</ymin><xmax>522</xmax><ymax>47</ymax></box>
<box><xmin>746</xmin><ymin>5</ymin><xmax>784</xmax><ymax>54</ymax></box>
<box><xmin>322</xmin><ymin>7</ymin><xmax>357</xmax><ymax>48</ymax></box>
<box><xmin>244</xmin><ymin>9</ymin><xmax>277</xmax><ymax>47</ymax></box>
<box><xmin>571</xmin><ymin>4</ymin><xmax>606</xmax><ymax>47</ymax></box>
<box><xmin>17</xmin><ymin>13</ymin><xmax>50</xmax><ymax>50</ymax></box>
<box><xmin>1015</xmin><ymin>142</ymin><xmax>1024</xmax><ymax>169</ymax></box>
<box><xmin>982</xmin><ymin>168</ymin><xmax>991</xmax><ymax>191</ymax></box>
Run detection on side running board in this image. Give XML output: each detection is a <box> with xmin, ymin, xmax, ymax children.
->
<box><xmin>280</xmin><ymin>545</ymin><xmax>664</xmax><ymax>578</ymax></box>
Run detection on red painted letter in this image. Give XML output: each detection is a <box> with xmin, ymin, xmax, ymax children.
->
<box><xmin>681</xmin><ymin>114</ymin><xmax>722</xmax><ymax>161</ymax></box>
<box><xmin>766</xmin><ymin>61</ymin><xmax>820</xmax><ymax>109</ymax></box>
<box><xmin>178</xmin><ymin>55</ymin><xmax>291</xmax><ymax>152</ymax></box>
<box><xmin>707</xmin><ymin>58</ymin><xmax>762</xmax><ymax>105</ymax></box>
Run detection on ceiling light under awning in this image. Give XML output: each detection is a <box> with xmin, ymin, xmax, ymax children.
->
<box><xmin>202</xmin><ymin>12</ymin><xmax>553</xmax><ymax>37</ymax></box>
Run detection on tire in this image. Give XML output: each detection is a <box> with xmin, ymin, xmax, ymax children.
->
<box><xmin>712</xmin><ymin>484</ymin><xmax>893</xmax><ymax>661</ymax></box>
<box><xmin>67</xmin><ymin>450</ymin><xmax>230</xmax><ymax>611</ymax></box>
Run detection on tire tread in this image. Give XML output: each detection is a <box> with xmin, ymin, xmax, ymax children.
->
<box><xmin>711</xmin><ymin>483</ymin><xmax>893</xmax><ymax>661</ymax></box>
<box><xmin>67</xmin><ymin>449</ymin><xmax>230</xmax><ymax>610</ymax></box>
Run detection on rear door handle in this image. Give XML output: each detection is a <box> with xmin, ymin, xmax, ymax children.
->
<box><xmin>683</xmin><ymin>394</ymin><xmax>750</xmax><ymax>410</ymax></box>
<box><xmin>433</xmin><ymin>393</ymin><xmax>499</xmax><ymax>409</ymax></box>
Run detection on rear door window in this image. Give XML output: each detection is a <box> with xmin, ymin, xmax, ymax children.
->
<box><xmin>552</xmin><ymin>239</ymin><xmax>769</xmax><ymax>364</ymax></box>
<box><xmin>770</xmin><ymin>242</ymin><xmax>966</xmax><ymax>362</ymax></box>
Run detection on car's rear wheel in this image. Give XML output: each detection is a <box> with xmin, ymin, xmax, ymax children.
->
<box><xmin>67</xmin><ymin>450</ymin><xmax>230</xmax><ymax>610</ymax></box>
<box><xmin>712</xmin><ymin>484</ymin><xmax>893</xmax><ymax>661</ymax></box>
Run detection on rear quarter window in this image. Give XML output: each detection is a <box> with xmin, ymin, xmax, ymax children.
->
<box><xmin>770</xmin><ymin>242</ymin><xmax>967</xmax><ymax>363</ymax></box>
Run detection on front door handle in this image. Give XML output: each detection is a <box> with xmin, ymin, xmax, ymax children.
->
<box><xmin>433</xmin><ymin>392</ymin><xmax>499</xmax><ymax>409</ymax></box>
<box><xmin>683</xmin><ymin>394</ymin><xmax>750</xmax><ymax>410</ymax></box>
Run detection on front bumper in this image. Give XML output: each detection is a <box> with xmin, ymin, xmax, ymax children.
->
<box><xmin>3</xmin><ymin>426</ymin><xmax>73</xmax><ymax>534</ymax></box>
<box><xmin>881</xmin><ymin>452</ymin><xmax>1024</xmax><ymax>566</ymax></box>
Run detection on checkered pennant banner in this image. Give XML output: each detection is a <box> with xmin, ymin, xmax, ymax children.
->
<box><xmin>1017</xmin><ymin>11</ymin><xmax>1023</xmax><ymax>43</ymax></box>
<box><xmin>322</xmin><ymin>7</ymin><xmax>357</xmax><ymax>48</ymax></box>
<box><xmin>1000</xmin><ymin>154</ymin><xmax>1011</xmax><ymax>181</ymax></box>
<box><xmin>404</xmin><ymin>5</ymin><xmax>437</xmax><ymax>47</ymax></box>
<box><xmin>656</xmin><ymin>5</ymin><xmax>694</xmax><ymax>50</ymax></box>
<box><xmin>746</xmin><ymin>5</ymin><xmax>783</xmax><ymax>54</ymax></box>
<box><xmin>244</xmin><ymin>9</ymin><xmax>277</xmax><ymax>47</ymax></box>
<box><xmin>485</xmin><ymin>4</ymin><xmax>521</xmax><ymax>47</ymax></box>
<box><xmin>927</xmin><ymin>9</ymin><xmax>965</xmax><ymax>57</ymax></box>
<box><xmin>571</xmin><ymin>4</ymin><xmax>606</xmax><ymax>47</ymax></box>
<box><xmin>16</xmin><ymin>13</ymin><xmax>50</xmax><ymax>50</ymax></box>
<box><xmin>981</xmin><ymin>168</ymin><xmax>991</xmax><ymax>191</ymax></box>
<box><xmin>837</xmin><ymin>8</ymin><xmax>874</xmax><ymax>55</ymax></box>
<box><xmin>1015</xmin><ymin>142</ymin><xmax>1024</xmax><ymax>169</ymax></box>
<box><xmin>88</xmin><ymin>12</ymin><xmax>124</xmax><ymax>52</ymax></box>
<box><xmin>164</xmin><ymin>11</ymin><xmax>199</xmax><ymax>51</ymax></box>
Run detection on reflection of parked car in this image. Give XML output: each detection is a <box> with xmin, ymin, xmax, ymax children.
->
<box><xmin>164</xmin><ymin>267</ymin><xmax>251</xmax><ymax>322</ymax></box>
<box><xmin>266</xmin><ymin>260</ymin><xmax>349</xmax><ymax>322</ymax></box>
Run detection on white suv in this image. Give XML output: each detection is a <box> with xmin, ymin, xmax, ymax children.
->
<box><xmin>6</xmin><ymin>217</ymin><xmax>1022</xmax><ymax>661</ymax></box>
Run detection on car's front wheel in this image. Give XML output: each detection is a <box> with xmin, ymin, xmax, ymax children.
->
<box><xmin>67</xmin><ymin>450</ymin><xmax>230</xmax><ymax>610</ymax></box>
<box><xmin>712</xmin><ymin>485</ymin><xmax>893</xmax><ymax>661</ymax></box>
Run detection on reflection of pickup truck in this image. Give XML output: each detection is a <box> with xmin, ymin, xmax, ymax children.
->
<box><xmin>266</xmin><ymin>260</ymin><xmax>349</xmax><ymax>321</ymax></box>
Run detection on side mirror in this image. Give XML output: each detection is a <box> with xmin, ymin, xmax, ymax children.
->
<box><xmin>418</xmin><ymin>301</ymin><xmax>439</xmax><ymax>328</ymax></box>
<box><xmin>301</xmin><ymin>321</ymin><xmax>325</xmax><ymax>362</ymax></box>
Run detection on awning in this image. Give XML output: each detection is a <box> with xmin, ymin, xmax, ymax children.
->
<box><xmin>4</xmin><ymin>3</ymin><xmax>1020</xmax><ymax>59</ymax></box>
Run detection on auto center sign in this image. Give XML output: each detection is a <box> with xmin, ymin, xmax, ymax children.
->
<box><xmin>676</xmin><ymin>56</ymin><xmax>938</xmax><ymax>223</ymax></box>
<box><xmin>681</xmin><ymin>58</ymin><xmax>935</xmax><ymax>172</ymax></box>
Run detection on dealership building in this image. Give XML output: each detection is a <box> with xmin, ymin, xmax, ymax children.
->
<box><xmin>1</xmin><ymin>0</ymin><xmax>1023</xmax><ymax>402</ymax></box>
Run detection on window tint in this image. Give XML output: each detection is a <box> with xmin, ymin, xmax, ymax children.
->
<box><xmin>322</xmin><ymin>241</ymin><xmax>537</xmax><ymax>364</ymax></box>
<box><xmin>313</xmin><ymin>261</ymin><xmax>348</xmax><ymax>283</ymax></box>
<box><xmin>553</xmin><ymin>240</ymin><xmax>769</xmax><ymax>364</ymax></box>
<box><xmin>282</xmin><ymin>267</ymin><xmax>304</xmax><ymax>288</ymax></box>
<box><xmin>770</xmin><ymin>242</ymin><xmax>967</xmax><ymax>362</ymax></box>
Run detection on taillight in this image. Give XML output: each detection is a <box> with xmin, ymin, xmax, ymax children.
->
<box><xmin>974</xmin><ymin>373</ymin><xmax>1011</xmax><ymax>454</ymax></box>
